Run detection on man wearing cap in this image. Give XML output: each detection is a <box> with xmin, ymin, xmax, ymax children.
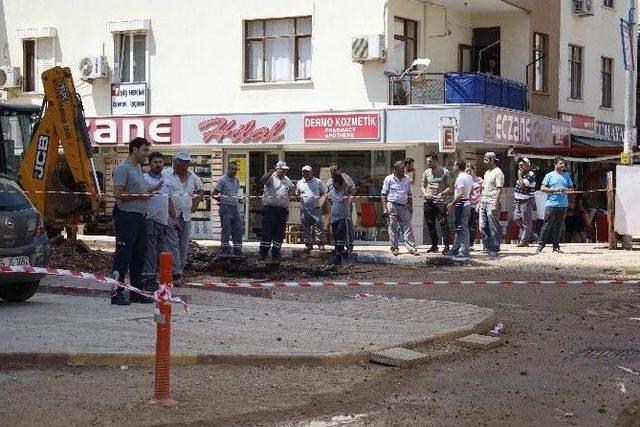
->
<box><xmin>513</xmin><ymin>157</ymin><xmax>539</xmax><ymax>247</ymax></box>
<box><xmin>162</xmin><ymin>151</ymin><xmax>205</xmax><ymax>281</ymax></box>
<box><xmin>479</xmin><ymin>152</ymin><xmax>504</xmax><ymax>259</ymax></box>
<box><xmin>212</xmin><ymin>161</ymin><xmax>242</xmax><ymax>256</ymax></box>
<box><xmin>381</xmin><ymin>161</ymin><xmax>418</xmax><ymax>256</ymax></box>
<box><xmin>260</xmin><ymin>161</ymin><xmax>296</xmax><ymax>262</ymax></box>
<box><xmin>326</xmin><ymin>163</ymin><xmax>356</xmax><ymax>253</ymax></box>
<box><xmin>297</xmin><ymin>165</ymin><xmax>326</xmax><ymax>253</ymax></box>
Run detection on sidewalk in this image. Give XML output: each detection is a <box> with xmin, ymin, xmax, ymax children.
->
<box><xmin>0</xmin><ymin>292</ymin><xmax>495</xmax><ymax>367</ymax></box>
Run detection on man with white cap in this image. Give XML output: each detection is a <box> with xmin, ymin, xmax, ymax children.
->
<box><xmin>296</xmin><ymin>165</ymin><xmax>326</xmax><ymax>253</ymax></box>
<box><xmin>162</xmin><ymin>151</ymin><xmax>205</xmax><ymax>281</ymax></box>
<box><xmin>479</xmin><ymin>152</ymin><xmax>504</xmax><ymax>259</ymax></box>
<box><xmin>513</xmin><ymin>157</ymin><xmax>539</xmax><ymax>246</ymax></box>
<box><xmin>260</xmin><ymin>160</ymin><xmax>296</xmax><ymax>262</ymax></box>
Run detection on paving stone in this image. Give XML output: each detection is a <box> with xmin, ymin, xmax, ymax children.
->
<box><xmin>370</xmin><ymin>347</ymin><xmax>430</xmax><ymax>367</ymax></box>
<box><xmin>455</xmin><ymin>334</ymin><xmax>504</xmax><ymax>350</ymax></box>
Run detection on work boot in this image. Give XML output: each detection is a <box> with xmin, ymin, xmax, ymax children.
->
<box><xmin>130</xmin><ymin>290</ymin><xmax>155</xmax><ymax>304</ymax></box>
<box><xmin>304</xmin><ymin>245</ymin><xmax>312</xmax><ymax>254</ymax></box>
<box><xmin>553</xmin><ymin>247</ymin><xmax>564</xmax><ymax>254</ymax></box>
<box><xmin>427</xmin><ymin>246</ymin><xmax>439</xmax><ymax>253</ymax></box>
<box><xmin>111</xmin><ymin>288</ymin><xmax>131</xmax><ymax>306</ymax></box>
<box><xmin>318</xmin><ymin>244</ymin><xmax>326</xmax><ymax>252</ymax></box>
<box><xmin>535</xmin><ymin>245</ymin><xmax>544</xmax><ymax>254</ymax></box>
<box><xmin>330</xmin><ymin>252</ymin><xmax>343</xmax><ymax>265</ymax></box>
<box><xmin>441</xmin><ymin>246</ymin><xmax>450</xmax><ymax>255</ymax></box>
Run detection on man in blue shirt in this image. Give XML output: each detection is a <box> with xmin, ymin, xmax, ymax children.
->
<box><xmin>536</xmin><ymin>156</ymin><xmax>574</xmax><ymax>254</ymax></box>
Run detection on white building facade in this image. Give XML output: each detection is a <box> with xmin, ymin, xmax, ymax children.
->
<box><xmin>0</xmin><ymin>0</ymin><xmax>634</xmax><ymax>243</ymax></box>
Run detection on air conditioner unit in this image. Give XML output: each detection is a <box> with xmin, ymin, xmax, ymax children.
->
<box><xmin>78</xmin><ymin>56</ymin><xmax>108</xmax><ymax>80</ymax></box>
<box><xmin>352</xmin><ymin>35</ymin><xmax>386</xmax><ymax>63</ymax></box>
<box><xmin>573</xmin><ymin>0</ymin><xmax>594</xmax><ymax>16</ymax></box>
<box><xmin>0</xmin><ymin>66</ymin><xmax>21</xmax><ymax>89</ymax></box>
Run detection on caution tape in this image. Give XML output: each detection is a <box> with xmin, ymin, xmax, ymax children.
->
<box><xmin>0</xmin><ymin>266</ymin><xmax>188</xmax><ymax>311</ymax></box>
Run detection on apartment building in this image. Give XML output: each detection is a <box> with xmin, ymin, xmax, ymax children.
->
<box><xmin>0</xmin><ymin>0</ymin><xmax>633</xmax><ymax>242</ymax></box>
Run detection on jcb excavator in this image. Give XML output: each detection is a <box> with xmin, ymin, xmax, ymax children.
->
<box><xmin>0</xmin><ymin>66</ymin><xmax>102</xmax><ymax>238</ymax></box>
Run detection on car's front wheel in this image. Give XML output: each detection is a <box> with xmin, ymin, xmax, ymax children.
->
<box><xmin>0</xmin><ymin>281</ymin><xmax>40</xmax><ymax>302</ymax></box>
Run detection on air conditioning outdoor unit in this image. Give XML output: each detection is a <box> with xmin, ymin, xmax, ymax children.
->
<box><xmin>352</xmin><ymin>35</ymin><xmax>386</xmax><ymax>63</ymax></box>
<box><xmin>0</xmin><ymin>66</ymin><xmax>21</xmax><ymax>89</ymax></box>
<box><xmin>573</xmin><ymin>0</ymin><xmax>594</xmax><ymax>16</ymax></box>
<box><xmin>79</xmin><ymin>56</ymin><xmax>108</xmax><ymax>80</ymax></box>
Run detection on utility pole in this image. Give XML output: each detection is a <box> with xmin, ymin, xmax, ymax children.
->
<box><xmin>622</xmin><ymin>0</ymin><xmax>637</xmax><ymax>164</ymax></box>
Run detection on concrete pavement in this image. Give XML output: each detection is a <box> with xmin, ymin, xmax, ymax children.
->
<box><xmin>0</xmin><ymin>291</ymin><xmax>495</xmax><ymax>367</ymax></box>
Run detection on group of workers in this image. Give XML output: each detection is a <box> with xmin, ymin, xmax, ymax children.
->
<box><xmin>109</xmin><ymin>137</ymin><xmax>575</xmax><ymax>306</ymax></box>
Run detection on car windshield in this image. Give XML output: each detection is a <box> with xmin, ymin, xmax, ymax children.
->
<box><xmin>0</xmin><ymin>177</ymin><xmax>31</xmax><ymax>211</ymax></box>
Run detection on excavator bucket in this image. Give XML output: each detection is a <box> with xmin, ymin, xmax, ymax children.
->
<box><xmin>18</xmin><ymin>66</ymin><xmax>101</xmax><ymax>228</ymax></box>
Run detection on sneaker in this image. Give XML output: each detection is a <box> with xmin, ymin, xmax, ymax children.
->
<box><xmin>441</xmin><ymin>246</ymin><xmax>451</xmax><ymax>255</ymax></box>
<box><xmin>390</xmin><ymin>247</ymin><xmax>400</xmax><ymax>256</ymax></box>
<box><xmin>535</xmin><ymin>245</ymin><xmax>544</xmax><ymax>254</ymax></box>
<box><xmin>111</xmin><ymin>292</ymin><xmax>131</xmax><ymax>306</ymax></box>
<box><xmin>553</xmin><ymin>247</ymin><xmax>564</xmax><ymax>254</ymax></box>
<box><xmin>130</xmin><ymin>291</ymin><xmax>155</xmax><ymax>304</ymax></box>
<box><xmin>454</xmin><ymin>253</ymin><xmax>469</xmax><ymax>260</ymax></box>
<box><xmin>408</xmin><ymin>249</ymin><xmax>420</xmax><ymax>256</ymax></box>
<box><xmin>427</xmin><ymin>246</ymin><xmax>439</xmax><ymax>253</ymax></box>
<box><xmin>318</xmin><ymin>245</ymin><xmax>326</xmax><ymax>252</ymax></box>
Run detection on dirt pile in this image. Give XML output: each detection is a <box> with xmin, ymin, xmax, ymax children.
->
<box><xmin>47</xmin><ymin>239</ymin><xmax>113</xmax><ymax>275</ymax></box>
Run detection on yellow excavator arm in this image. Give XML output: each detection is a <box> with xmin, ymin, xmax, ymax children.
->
<box><xmin>18</xmin><ymin>66</ymin><xmax>102</xmax><ymax>229</ymax></box>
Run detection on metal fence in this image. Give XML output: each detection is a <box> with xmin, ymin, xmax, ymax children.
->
<box><xmin>387</xmin><ymin>72</ymin><xmax>446</xmax><ymax>105</ymax></box>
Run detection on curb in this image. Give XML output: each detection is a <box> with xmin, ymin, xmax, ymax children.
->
<box><xmin>0</xmin><ymin>312</ymin><xmax>496</xmax><ymax>369</ymax></box>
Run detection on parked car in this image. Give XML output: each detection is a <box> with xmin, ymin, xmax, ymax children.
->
<box><xmin>0</xmin><ymin>174</ymin><xmax>48</xmax><ymax>302</ymax></box>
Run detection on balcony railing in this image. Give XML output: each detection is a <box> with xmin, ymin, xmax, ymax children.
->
<box><xmin>388</xmin><ymin>72</ymin><xmax>528</xmax><ymax>111</ymax></box>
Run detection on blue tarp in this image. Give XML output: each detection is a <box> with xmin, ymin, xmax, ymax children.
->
<box><xmin>444</xmin><ymin>73</ymin><xmax>527</xmax><ymax>111</ymax></box>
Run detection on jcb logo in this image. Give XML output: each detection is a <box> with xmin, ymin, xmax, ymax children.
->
<box><xmin>32</xmin><ymin>135</ymin><xmax>49</xmax><ymax>179</ymax></box>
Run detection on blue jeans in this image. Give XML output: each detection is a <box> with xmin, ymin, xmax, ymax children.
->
<box><xmin>479</xmin><ymin>200</ymin><xmax>501</xmax><ymax>253</ymax></box>
<box><xmin>220</xmin><ymin>204</ymin><xmax>243</xmax><ymax>254</ymax></box>
<box><xmin>451</xmin><ymin>203</ymin><xmax>471</xmax><ymax>256</ymax></box>
<box><xmin>260</xmin><ymin>206</ymin><xmax>288</xmax><ymax>259</ymax></box>
<box><xmin>112</xmin><ymin>206</ymin><xmax>146</xmax><ymax>289</ymax></box>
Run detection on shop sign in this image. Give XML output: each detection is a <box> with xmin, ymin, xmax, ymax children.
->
<box><xmin>483</xmin><ymin>109</ymin><xmax>570</xmax><ymax>148</ymax></box>
<box><xmin>558</xmin><ymin>112</ymin><xmax>595</xmax><ymax>132</ymax></box>
<box><xmin>197</xmin><ymin>117</ymin><xmax>286</xmax><ymax>144</ymax></box>
<box><xmin>595</xmin><ymin>121</ymin><xmax>625</xmax><ymax>143</ymax></box>
<box><xmin>111</xmin><ymin>83</ymin><xmax>148</xmax><ymax>115</ymax></box>
<box><xmin>303</xmin><ymin>112</ymin><xmax>380</xmax><ymax>141</ymax></box>
<box><xmin>439</xmin><ymin>126</ymin><xmax>456</xmax><ymax>153</ymax></box>
<box><xmin>85</xmin><ymin>116</ymin><xmax>181</xmax><ymax>145</ymax></box>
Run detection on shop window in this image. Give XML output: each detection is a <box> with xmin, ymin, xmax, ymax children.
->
<box><xmin>245</xmin><ymin>16</ymin><xmax>312</xmax><ymax>82</ymax></box>
<box><xmin>114</xmin><ymin>32</ymin><xmax>148</xmax><ymax>83</ymax></box>
<box><xmin>394</xmin><ymin>17</ymin><xmax>418</xmax><ymax>70</ymax></box>
<box><xmin>533</xmin><ymin>33</ymin><xmax>549</xmax><ymax>92</ymax></box>
<box><xmin>569</xmin><ymin>45</ymin><xmax>583</xmax><ymax>100</ymax></box>
<box><xmin>601</xmin><ymin>57</ymin><xmax>613</xmax><ymax>108</ymax></box>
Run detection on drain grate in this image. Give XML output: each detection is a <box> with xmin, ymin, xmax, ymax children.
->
<box><xmin>578</xmin><ymin>348</ymin><xmax>640</xmax><ymax>359</ymax></box>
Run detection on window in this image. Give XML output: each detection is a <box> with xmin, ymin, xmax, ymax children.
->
<box><xmin>533</xmin><ymin>33</ymin><xmax>549</xmax><ymax>92</ymax></box>
<box><xmin>394</xmin><ymin>17</ymin><xmax>418</xmax><ymax>70</ymax></box>
<box><xmin>601</xmin><ymin>57</ymin><xmax>613</xmax><ymax>108</ymax></box>
<box><xmin>569</xmin><ymin>45</ymin><xmax>583</xmax><ymax>100</ymax></box>
<box><xmin>245</xmin><ymin>16</ymin><xmax>312</xmax><ymax>82</ymax></box>
<box><xmin>603</xmin><ymin>0</ymin><xmax>614</xmax><ymax>8</ymax></box>
<box><xmin>21</xmin><ymin>38</ymin><xmax>55</xmax><ymax>92</ymax></box>
<box><xmin>114</xmin><ymin>32</ymin><xmax>147</xmax><ymax>83</ymax></box>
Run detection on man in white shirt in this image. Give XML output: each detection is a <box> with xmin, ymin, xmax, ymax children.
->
<box><xmin>296</xmin><ymin>165</ymin><xmax>326</xmax><ymax>253</ymax></box>
<box><xmin>162</xmin><ymin>151</ymin><xmax>205</xmax><ymax>280</ymax></box>
<box><xmin>326</xmin><ymin>163</ymin><xmax>355</xmax><ymax>253</ymax></box>
<box><xmin>381</xmin><ymin>161</ymin><xmax>418</xmax><ymax>256</ymax></box>
<box><xmin>260</xmin><ymin>161</ymin><xmax>296</xmax><ymax>262</ymax></box>
<box><xmin>142</xmin><ymin>152</ymin><xmax>178</xmax><ymax>289</ymax></box>
<box><xmin>446</xmin><ymin>160</ymin><xmax>474</xmax><ymax>259</ymax></box>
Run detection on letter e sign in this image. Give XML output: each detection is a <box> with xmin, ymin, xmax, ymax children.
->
<box><xmin>439</xmin><ymin>126</ymin><xmax>456</xmax><ymax>153</ymax></box>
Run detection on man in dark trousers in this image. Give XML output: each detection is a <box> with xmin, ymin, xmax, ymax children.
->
<box><xmin>536</xmin><ymin>156</ymin><xmax>574</xmax><ymax>254</ymax></box>
<box><xmin>421</xmin><ymin>152</ymin><xmax>452</xmax><ymax>254</ymax></box>
<box><xmin>259</xmin><ymin>161</ymin><xmax>296</xmax><ymax>263</ymax></box>
<box><xmin>111</xmin><ymin>137</ymin><xmax>159</xmax><ymax>305</ymax></box>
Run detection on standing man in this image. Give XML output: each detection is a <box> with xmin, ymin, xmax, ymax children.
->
<box><xmin>111</xmin><ymin>137</ymin><xmax>157</xmax><ymax>305</ymax></box>
<box><xmin>479</xmin><ymin>152</ymin><xmax>504</xmax><ymax>259</ymax></box>
<box><xmin>422</xmin><ymin>152</ymin><xmax>452</xmax><ymax>254</ymax></box>
<box><xmin>536</xmin><ymin>156</ymin><xmax>574</xmax><ymax>254</ymax></box>
<box><xmin>446</xmin><ymin>160</ymin><xmax>473</xmax><ymax>259</ymax></box>
<box><xmin>513</xmin><ymin>157</ymin><xmax>539</xmax><ymax>247</ymax></box>
<box><xmin>404</xmin><ymin>157</ymin><xmax>416</xmax><ymax>184</ymax></box>
<box><xmin>327</xmin><ymin>174</ymin><xmax>351</xmax><ymax>265</ymax></box>
<box><xmin>163</xmin><ymin>151</ymin><xmax>205</xmax><ymax>281</ymax></box>
<box><xmin>381</xmin><ymin>160</ymin><xmax>418</xmax><ymax>256</ymax></box>
<box><xmin>297</xmin><ymin>165</ymin><xmax>326</xmax><ymax>253</ymax></box>
<box><xmin>212</xmin><ymin>161</ymin><xmax>242</xmax><ymax>256</ymax></box>
<box><xmin>466</xmin><ymin>163</ymin><xmax>483</xmax><ymax>250</ymax></box>
<box><xmin>142</xmin><ymin>152</ymin><xmax>178</xmax><ymax>291</ymax></box>
<box><xmin>260</xmin><ymin>161</ymin><xmax>296</xmax><ymax>262</ymax></box>
<box><xmin>327</xmin><ymin>163</ymin><xmax>355</xmax><ymax>253</ymax></box>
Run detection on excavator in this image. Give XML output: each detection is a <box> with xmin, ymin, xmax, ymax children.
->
<box><xmin>0</xmin><ymin>66</ymin><xmax>102</xmax><ymax>239</ymax></box>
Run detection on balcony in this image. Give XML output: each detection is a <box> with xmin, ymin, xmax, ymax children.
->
<box><xmin>388</xmin><ymin>72</ymin><xmax>528</xmax><ymax>111</ymax></box>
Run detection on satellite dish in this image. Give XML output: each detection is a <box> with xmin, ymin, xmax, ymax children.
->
<box><xmin>79</xmin><ymin>57</ymin><xmax>93</xmax><ymax>77</ymax></box>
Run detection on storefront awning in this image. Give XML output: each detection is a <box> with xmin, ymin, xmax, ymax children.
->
<box><xmin>571</xmin><ymin>135</ymin><xmax>622</xmax><ymax>148</ymax></box>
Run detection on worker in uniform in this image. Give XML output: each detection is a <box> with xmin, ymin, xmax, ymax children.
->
<box><xmin>212</xmin><ymin>161</ymin><xmax>243</xmax><ymax>256</ymax></box>
<box><xmin>297</xmin><ymin>165</ymin><xmax>326</xmax><ymax>253</ymax></box>
<box><xmin>259</xmin><ymin>161</ymin><xmax>296</xmax><ymax>263</ymax></box>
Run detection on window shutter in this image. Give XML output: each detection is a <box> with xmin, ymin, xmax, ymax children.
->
<box><xmin>36</xmin><ymin>37</ymin><xmax>55</xmax><ymax>90</ymax></box>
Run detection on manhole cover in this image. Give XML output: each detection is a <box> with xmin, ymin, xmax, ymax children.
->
<box><xmin>578</xmin><ymin>348</ymin><xmax>640</xmax><ymax>359</ymax></box>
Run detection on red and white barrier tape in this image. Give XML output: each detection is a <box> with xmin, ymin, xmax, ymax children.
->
<box><xmin>0</xmin><ymin>266</ymin><xmax>188</xmax><ymax>311</ymax></box>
